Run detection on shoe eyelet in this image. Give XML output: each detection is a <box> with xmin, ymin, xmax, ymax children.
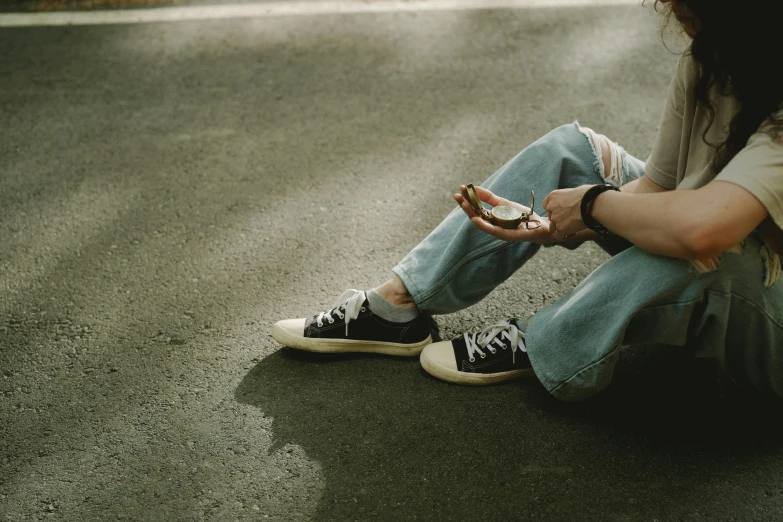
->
<box><xmin>317</xmin><ymin>322</ymin><xmax>323</xmax><ymax>327</ymax></box>
<box><xmin>488</xmin><ymin>349</ymin><xmax>496</xmax><ymax>354</ymax></box>
<box><xmin>469</xmin><ymin>357</ymin><xmax>476</xmax><ymax>363</ymax></box>
<box><xmin>327</xmin><ymin>318</ymin><xmax>334</xmax><ymax>324</ymax></box>
<box><xmin>480</xmin><ymin>353</ymin><xmax>486</xmax><ymax>359</ymax></box>
<box><xmin>361</xmin><ymin>307</ymin><xmax>366</xmax><ymax>312</ymax></box>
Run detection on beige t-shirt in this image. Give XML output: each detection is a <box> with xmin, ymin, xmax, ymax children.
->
<box><xmin>645</xmin><ymin>47</ymin><xmax>783</xmax><ymax>254</ymax></box>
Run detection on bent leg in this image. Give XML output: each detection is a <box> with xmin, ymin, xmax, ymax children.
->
<box><xmin>393</xmin><ymin>122</ymin><xmax>640</xmax><ymax>314</ymax></box>
<box><xmin>525</xmin><ymin>234</ymin><xmax>783</xmax><ymax>401</ymax></box>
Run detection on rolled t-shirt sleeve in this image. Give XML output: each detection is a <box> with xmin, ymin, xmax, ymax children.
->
<box><xmin>715</xmin><ymin>129</ymin><xmax>783</xmax><ymax>229</ymax></box>
<box><xmin>645</xmin><ymin>55</ymin><xmax>688</xmax><ymax>190</ymax></box>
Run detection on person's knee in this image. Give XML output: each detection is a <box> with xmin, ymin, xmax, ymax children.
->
<box><xmin>540</xmin><ymin>123</ymin><xmax>585</xmax><ymax>151</ymax></box>
<box><xmin>523</xmin><ymin>123</ymin><xmax>590</xmax><ymax>171</ymax></box>
<box><xmin>537</xmin><ymin>123</ymin><xmax>607</xmax><ymax>169</ymax></box>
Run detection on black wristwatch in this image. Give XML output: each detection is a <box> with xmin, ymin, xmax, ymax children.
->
<box><xmin>581</xmin><ymin>184</ymin><xmax>620</xmax><ymax>238</ymax></box>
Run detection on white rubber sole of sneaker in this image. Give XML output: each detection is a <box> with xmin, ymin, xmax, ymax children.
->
<box><xmin>272</xmin><ymin>323</ymin><xmax>431</xmax><ymax>357</ymax></box>
<box><xmin>420</xmin><ymin>353</ymin><xmax>535</xmax><ymax>385</ymax></box>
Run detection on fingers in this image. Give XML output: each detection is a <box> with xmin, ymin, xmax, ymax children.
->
<box><xmin>454</xmin><ymin>193</ymin><xmax>479</xmax><ymax>218</ymax></box>
<box><xmin>470</xmin><ymin>185</ymin><xmax>504</xmax><ymax>206</ymax></box>
<box><xmin>458</xmin><ymin>185</ymin><xmax>496</xmax><ymax>210</ymax></box>
<box><xmin>468</xmin><ymin>214</ymin><xmax>515</xmax><ymax>240</ymax></box>
<box><xmin>454</xmin><ymin>197</ymin><xmax>555</xmax><ymax>243</ymax></box>
<box><xmin>460</xmin><ymin>185</ymin><xmax>532</xmax><ymax>214</ymax></box>
<box><xmin>459</xmin><ymin>185</ymin><xmax>513</xmax><ymax>208</ymax></box>
<box><xmin>541</xmin><ymin>190</ymin><xmax>559</xmax><ymax>212</ymax></box>
<box><xmin>548</xmin><ymin>219</ymin><xmax>571</xmax><ymax>242</ymax></box>
<box><xmin>549</xmin><ymin>220</ymin><xmax>583</xmax><ymax>242</ymax></box>
<box><xmin>457</xmin><ymin>186</ymin><xmax>476</xmax><ymax>211</ymax></box>
<box><xmin>453</xmin><ymin>195</ymin><xmax>505</xmax><ymax>237</ymax></box>
<box><xmin>552</xmin><ymin>229</ymin><xmax>568</xmax><ymax>242</ymax></box>
<box><xmin>455</xmin><ymin>185</ymin><xmax>559</xmax><ymax>243</ymax></box>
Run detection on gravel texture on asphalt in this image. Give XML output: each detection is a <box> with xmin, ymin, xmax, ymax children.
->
<box><xmin>2</xmin><ymin>4</ymin><xmax>783</xmax><ymax>521</ymax></box>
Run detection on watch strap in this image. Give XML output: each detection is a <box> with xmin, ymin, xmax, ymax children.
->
<box><xmin>580</xmin><ymin>184</ymin><xmax>620</xmax><ymax>237</ymax></box>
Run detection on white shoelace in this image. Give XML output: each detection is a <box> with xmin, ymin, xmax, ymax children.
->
<box><xmin>316</xmin><ymin>289</ymin><xmax>367</xmax><ymax>336</ymax></box>
<box><xmin>464</xmin><ymin>320</ymin><xmax>526</xmax><ymax>364</ymax></box>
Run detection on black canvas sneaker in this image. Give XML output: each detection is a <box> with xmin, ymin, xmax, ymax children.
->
<box><xmin>273</xmin><ymin>289</ymin><xmax>433</xmax><ymax>356</ymax></box>
<box><xmin>420</xmin><ymin>319</ymin><xmax>534</xmax><ymax>385</ymax></box>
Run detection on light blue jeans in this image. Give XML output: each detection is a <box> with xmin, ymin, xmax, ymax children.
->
<box><xmin>393</xmin><ymin>123</ymin><xmax>783</xmax><ymax>401</ymax></box>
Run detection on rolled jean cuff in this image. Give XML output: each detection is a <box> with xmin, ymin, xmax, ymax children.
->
<box><xmin>391</xmin><ymin>264</ymin><xmax>425</xmax><ymax>310</ymax></box>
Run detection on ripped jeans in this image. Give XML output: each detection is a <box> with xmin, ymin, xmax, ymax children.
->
<box><xmin>393</xmin><ymin>122</ymin><xmax>783</xmax><ymax>401</ymax></box>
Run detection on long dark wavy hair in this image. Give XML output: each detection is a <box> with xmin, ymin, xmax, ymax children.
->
<box><xmin>650</xmin><ymin>1</ymin><xmax>783</xmax><ymax>173</ymax></box>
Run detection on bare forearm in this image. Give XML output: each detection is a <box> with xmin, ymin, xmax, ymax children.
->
<box><xmin>590</xmin><ymin>189</ymin><xmax>706</xmax><ymax>259</ymax></box>
<box><xmin>544</xmin><ymin>175</ymin><xmax>767</xmax><ymax>258</ymax></box>
<box><xmin>558</xmin><ymin>175</ymin><xmax>668</xmax><ymax>243</ymax></box>
<box><xmin>594</xmin><ymin>179</ymin><xmax>770</xmax><ymax>260</ymax></box>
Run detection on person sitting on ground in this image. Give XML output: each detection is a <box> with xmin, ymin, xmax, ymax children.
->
<box><xmin>273</xmin><ymin>0</ymin><xmax>783</xmax><ymax>401</ymax></box>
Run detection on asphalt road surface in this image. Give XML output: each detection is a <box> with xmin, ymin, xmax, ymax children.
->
<box><xmin>2</xmin><ymin>3</ymin><xmax>783</xmax><ymax>521</ymax></box>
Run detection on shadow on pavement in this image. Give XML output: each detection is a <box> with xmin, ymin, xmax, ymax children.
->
<box><xmin>236</xmin><ymin>344</ymin><xmax>783</xmax><ymax>521</ymax></box>
<box><xmin>4</xmin><ymin>6</ymin><xmax>780</xmax><ymax>520</ymax></box>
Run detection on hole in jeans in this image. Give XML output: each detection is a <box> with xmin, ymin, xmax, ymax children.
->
<box><xmin>577</xmin><ymin>125</ymin><xmax>624</xmax><ymax>187</ymax></box>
